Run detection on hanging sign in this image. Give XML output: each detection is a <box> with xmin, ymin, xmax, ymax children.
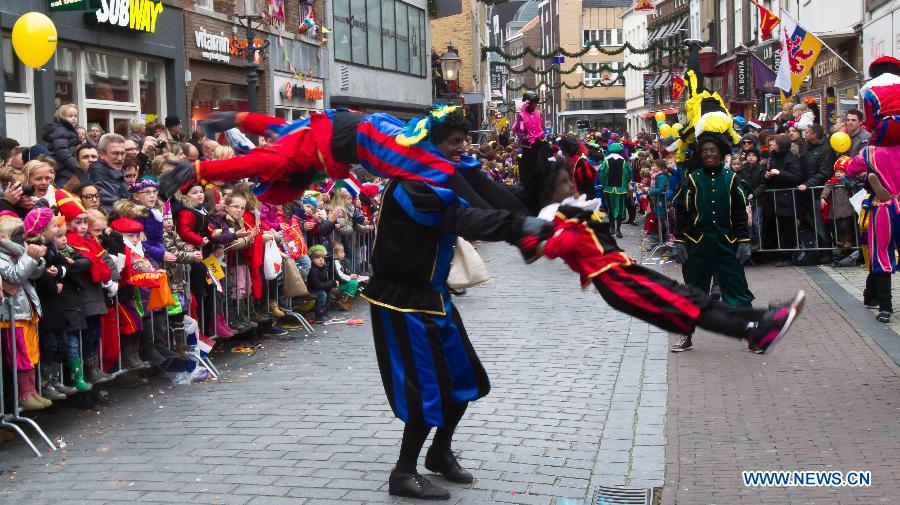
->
<box><xmin>94</xmin><ymin>0</ymin><xmax>164</xmax><ymax>33</ymax></box>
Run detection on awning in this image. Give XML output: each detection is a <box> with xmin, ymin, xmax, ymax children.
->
<box><xmin>666</xmin><ymin>17</ymin><xmax>688</xmax><ymax>39</ymax></box>
<box><xmin>648</xmin><ymin>23</ymin><xmax>669</xmax><ymax>42</ymax></box>
<box><xmin>653</xmin><ymin>72</ymin><xmax>673</xmax><ymax>89</ymax></box>
<box><xmin>640</xmin><ymin>107</ymin><xmax>679</xmax><ymax>119</ymax></box>
<box><xmin>558</xmin><ymin>109</ymin><xmax>627</xmax><ymax>117</ymax></box>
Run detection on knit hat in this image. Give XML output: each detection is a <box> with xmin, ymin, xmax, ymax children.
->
<box><xmin>127</xmin><ymin>175</ymin><xmax>160</xmax><ymax>194</ymax></box>
<box><xmin>834</xmin><ymin>156</ymin><xmax>852</xmax><ymax>172</ymax></box>
<box><xmin>56</xmin><ymin>189</ymin><xmax>87</xmax><ymax>222</ymax></box>
<box><xmin>23</xmin><ymin>207</ymin><xmax>53</xmax><ymax>238</ymax></box>
<box><xmin>110</xmin><ymin>217</ymin><xmax>143</xmax><ymax>233</ymax></box>
<box><xmin>301</xmin><ymin>195</ymin><xmax>318</xmax><ymax>208</ymax></box>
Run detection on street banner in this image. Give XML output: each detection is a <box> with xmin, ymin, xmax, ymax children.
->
<box><xmin>774</xmin><ymin>10</ymin><xmax>822</xmax><ymax>100</ymax></box>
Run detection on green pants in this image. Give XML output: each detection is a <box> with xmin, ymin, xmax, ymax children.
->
<box><xmin>338</xmin><ymin>279</ymin><xmax>359</xmax><ymax>297</ymax></box>
<box><xmin>605</xmin><ymin>192</ymin><xmax>628</xmax><ymax>221</ymax></box>
<box><xmin>683</xmin><ymin>236</ymin><xmax>754</xmax><ymax>307</ymax></box>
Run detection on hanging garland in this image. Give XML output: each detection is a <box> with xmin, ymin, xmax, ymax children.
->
<box><xmin>507</xmin><ymin>77</ymin><xmax>626</xmax><ymax>91</ymax></box>
<box><xmin>481</xmin><ymin>40</ymin><xmax>682</xmax><ymax>61</ymax></box>
<box><xmin>498</xmin><ymin>60</ymin><xmax>682</xmax><ymax>75</ymax></box>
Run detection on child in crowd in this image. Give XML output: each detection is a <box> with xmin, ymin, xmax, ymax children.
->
<box><xmin>820</xmin><ymin>156</ymin><xmax>856</xmax><ymax>251</ymax></box>
<box><xmin>35</xmin><ymin>209</ymin><xmax>95</xmax><ymax>400</ymax></box>
<box><xmin>57</xmin><ymin>191</ymin><xmax>118</xmax><ymax>376</ymax></box>
<box><xmin>222</xmin><ymin>192</ymin><xmax>257</xmax><ymax>332</ymax></box>
<box><xmin>332</xmin><ymin>242</ymin><xmax>368</xmax><ymax>311</ymax></box>
<box><xmin>0</xmin><ymin>213</ymin><xmax>48</xmax><ymax>410</ymax></box>
<box><xmin>162</xmin><ymin>204</ymin><xmax>204</xmax><ymax>352</ymax></box>
<box><xmin>306</xmin><ymin>244</ymin><xmax>337</xmax><ymax>323</ymax></box>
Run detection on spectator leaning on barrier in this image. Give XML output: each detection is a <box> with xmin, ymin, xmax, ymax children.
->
<box><xmin>760</xmin><ymin>134</ymin><xmax>804</xmax><ymax>260</ymax></box>
<box><xmin>845</xmin><ymin>109</ymin><xmax>871</xmax><ymax>160</ymax></box>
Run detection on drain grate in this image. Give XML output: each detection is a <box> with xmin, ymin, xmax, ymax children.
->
<box><xmin>589</xmin><ymin>485</ymin><xmax>652</xmax><ymax>505</ymax></box>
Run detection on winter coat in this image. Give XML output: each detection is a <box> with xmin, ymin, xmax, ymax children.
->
<box><xmin>800</xmin><ymin>140</ymin><xmax>835</xmax><ymax>188</ymax></box>
<box><xmin>0</xmin><ymin>239</ymin><xmax>45</xmax><ymax>321</ymax></box>
<box><xmin>34</xmin><ymin>243</ymin><xmax>90</xmax><ymax>332</ymax></box>
<box><xmin>114</xmin><ymin>199</ymin><xmax>166</xmax><ymax>264</ymax></box>
<box><xmin>759</xmin><ymin>151</ymin><xmax>804</xmax><ymax>217</ymax></box>
<box><xmin>42</xmin><ymin>118</ymin><xmax>80</xmax><ymax>186</ymax></box>
<box><xmin>821</xmin><ymin>177</ymin><xmax>855</xmax><ymax>220</ymax></box>
<box><xmin>162</xmin><ymin>227</ymin><xmax>196</xmax><ymax>294</ymax></box>
<box><xmin>88</xmin><ymin>159</ymin><xmax>129</xmax><ymax>211</ymax></box>
<box><xmin>306</xmin><ymin>263</ymin><xmax>333</xmax><ymax>292</ymax></box>
<box><xmin>742</xmin><ymin>162</ymin><xmax>766</xmax><ymax>200</ymax></box>
<box><xmin>511</xmin><ymin>103</ymin><xmax>544</xmax><ymax>145</ymax></box>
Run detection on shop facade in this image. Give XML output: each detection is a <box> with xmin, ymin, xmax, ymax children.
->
<box><xmin>184</xmin><ymin>11</ymin><xmax>269</xmax><ymax>128</ymax></box>
<box><xmin>795</xmin><ymin>36</ymin><xmax>862</xmax><ymax>131</ymax></box>
<box><xmin>269</xmin><ymin>35</ymin><xmax>326</xmax><ymax>121</ymax></box>
<box><xmin>0</xmin><ymin>0</ymin><xmax>185</xmax><ymax>144</ymax></box>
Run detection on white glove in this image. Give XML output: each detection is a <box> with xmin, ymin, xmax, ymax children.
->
<box><xmin>102</xmin><ymin>280</ymin><xmax>119</xmax><ymax>298</ymax></box>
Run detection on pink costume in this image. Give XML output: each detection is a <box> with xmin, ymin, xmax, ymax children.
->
<box><xmin>846</xmin><ymin>146</ymin><xmax>900</xmax><ymax>273</ymax></box>
<box><xmin>511</xmin><ymin>102</ymin><xmax>544</xmax><ymax>145</ymax></box>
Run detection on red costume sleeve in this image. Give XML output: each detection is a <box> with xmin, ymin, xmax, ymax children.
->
<box><xmin>176</xmin><ymin>209</ymin><xmax>205</xmax><ymax>248</ymax></box>
<box><xmin>195</xmin><ymin>113</ymin><xmax>350</xmax><ymax>187</ymax></box>
<box><xmin>236</xmin><ymin>112</ymin><xmax>288</xmax><ymax>136</ymax></box>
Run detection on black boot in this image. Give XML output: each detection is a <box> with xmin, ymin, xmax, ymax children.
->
<box><xmin>139</xmin><ymin>326</ymin><xmax>167</xmax><ymax>366</ymax></box>
<box><xmin>425</xmin><ymin>449</ymin><xmax>474</xmax><ymax>484</ymax></box>
<box><xmin>615</xmin><ymin>219</ymin><xmax>623</xmax><ymax>238</ymax></box>
<box><xmin>388</xmin><ymin>471</ymin><xmax>451</xmax><ymax>500</ymax></box>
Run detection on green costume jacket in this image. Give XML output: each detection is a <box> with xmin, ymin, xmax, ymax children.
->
<box><xmin>597</xmin><ymin>154</ymin><xmax>633</xmax><ymax>195</ymax></box>
<box><xmin>672</xmin><ymin>165</ymin><xmax>750</xmax><ymax>245</ymax></box>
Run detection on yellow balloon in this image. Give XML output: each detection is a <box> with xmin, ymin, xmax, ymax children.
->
<box><xmin>659</xmin><ymin>124</ymin><xmax>673</xmax><ymax>138</ymax></box>
<box><xmin>830</xmin><ymin>131</ymin><xmax>852</xmax><ymax>154</ymax></box>
<box><xmin>12</xmin><ymin>12</ymin><xmax>57</xmax><ymax>69</ymax></box>
<box><xmin>672</xmin><ymin>122</ymin><xmax>683</xmax><ymax>132</ymax></box>
<box><xmin>654</xmin><ymin>111</ymin><xmax>667</xmax><ymax>123</ymax></box>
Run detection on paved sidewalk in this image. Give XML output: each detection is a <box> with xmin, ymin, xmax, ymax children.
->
<box><xmin>661</xmin><ymin>261</ymin><xmax>900</xmax><ymax>505</ymax></box>
<box><xmin>0</xmin><ymin>228</ymin><xmax>665</xmax><ymax>505</ymax></box>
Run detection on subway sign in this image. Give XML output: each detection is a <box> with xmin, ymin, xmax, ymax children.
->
<box><xmin>94</xmin><ymin>0</ymin><xmax>164</xmax><ymax>33</ymax></box>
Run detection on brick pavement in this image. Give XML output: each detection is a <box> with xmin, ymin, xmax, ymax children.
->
<box><xmin>0</xmin><ymin>227</ymin><xmax>666</xmax><ymax>505</ymax></box>
<box><xmin>660</xmin><ymin>260</ymin><xmax>900</xmax><ymax>505</ymax></box>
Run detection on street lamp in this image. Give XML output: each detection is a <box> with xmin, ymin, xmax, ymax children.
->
<box><xmin>439</xmin><ymin>45</ymin><xmax>461</xmax><ymax>85</ymax></box>
<box><xmin>234</xmin><ymin>14</ymin><xmax>271</xmax><ymax>115</ymax></box>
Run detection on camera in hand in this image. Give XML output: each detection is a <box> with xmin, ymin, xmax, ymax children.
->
<box><xmin>155</xmin><ymin>139</ymin><xmax>166</xmax><ymax>148</ymax></box>
<box><xmin>20</xmin><ymin>184</ymin><xmax>36</xmax><ymax>197</ymax></box>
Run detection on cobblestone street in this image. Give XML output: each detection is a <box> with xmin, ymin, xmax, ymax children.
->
<box><xmin>0</xmin><ymin>230</ymin><xmax>666</xmax><ymax>505</ymax></box>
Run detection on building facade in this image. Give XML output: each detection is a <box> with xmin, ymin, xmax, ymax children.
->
<box><xmin>330</xmin><ymin>0</ymin><xmax>431</xmax><ymax>118</ymax></box>
<box><xmin>1</xmin><ymin>0</ymin><xmax>186</xmax><ymax>144</ymax></box>
<box><xmin>432</xmin><ymin>0</ymin><xmax>490</xmax><ymax>123</ymax></box>
<box><xmin>621</xmin><ymin>5</ymin><xmax>649</xmax><ymax>134</ymax></box>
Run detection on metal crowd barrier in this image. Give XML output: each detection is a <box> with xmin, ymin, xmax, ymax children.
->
<box><xmin>756</xmin><ymin>185</ymin><xmax>860</xmax><ymax>253</ymax></box>
<box><xmin>0</xmin><ymin>223</ymin><xmax>379</xmax><ymax>457</ymax></box>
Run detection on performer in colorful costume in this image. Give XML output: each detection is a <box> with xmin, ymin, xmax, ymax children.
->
<box><xmin>668</xmin><ymin>40</ymin><xmax>755</xmax><ymax>352</ymax></box>
<box><xmin>527</xmin><ymin>145</ymin><xmax>804</xmax><ymax>359</ymax></box>
<box><xmin>846</xmin><ymin>56</ymin><xmax>900</xmax><ymax>323</ymax></box>
<box><xmin>597</xmin><ymin>142</ymin><xmax>632</xmax><ymax>237</ymax></box>
<box><xmin>162</xmin><ymin>106</ymin><xmax>552</xmax><ymax>501</ymax></box>
<box><xmin>559</xmin><ymin>134</ymin><xmax>598</xmax><ymax>200</ymax></box>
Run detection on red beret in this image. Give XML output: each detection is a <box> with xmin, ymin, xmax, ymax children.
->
<box><xmin>110</xmin><ymin>217</ymin><xmax>144</xmax><ymax>233</ymax></box>
<box><xmin>870</xmin><ymin>56</ymin><xmax>900</xmax><ymax>76</ymax></box>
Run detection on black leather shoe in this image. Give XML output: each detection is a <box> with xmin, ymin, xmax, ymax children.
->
<box><xmin>424</xmin><ymin>450</ymin><xmax>474</xmax><ymax>484</ymax></box>
<box><xmin>388</xmin><ymin>471</ymin><xmax>451</xmax><ymax>500</ymax></box>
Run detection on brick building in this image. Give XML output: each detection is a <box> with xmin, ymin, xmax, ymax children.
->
<box><xmin>432</xmin><ymin>0</ymin><xmax>491</xmax><ymax>122</ymax></box>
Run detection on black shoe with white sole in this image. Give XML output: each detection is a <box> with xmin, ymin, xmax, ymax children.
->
<box><xmin>388</xmin><ymin>471</ymin><xmax>451</xmax><ymax>500</ymax></box>
<box><xmin>670</xmin><ymin>335</ymin><xmax>693</xmax><ymax>352</ymax></box>
<box><xmin>876</xmin><ymin>311</ymin><xmax>892</xmax><ymax>323</ymax></box>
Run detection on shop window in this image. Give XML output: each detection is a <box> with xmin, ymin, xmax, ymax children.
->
<box><xmin>54</xmin><ymin>47</ymin><xmax>76</xmax><ymax>108</ymax></box>
<box><xmin>334</xmin><ymin>0</ymin><xmax>351</xmax><ymax>62</ymax></box>
<box><xmin>333</xmin><ymin>0</ymin><xmax>424</xmax><ymax>76</ymax></box>
<box><xmin>382</xmin><ymin>0</ymin><xmax>396</xmax><ymax>70</ymax></box>
<box><xmin>2</xmin><ymin>35</ymin><xmax>25</xmax><ymax>94</ymax></box>
<box><xmin>191</xmin><ymin>82</ymin><xmax>248</xmax><ymax>123</ymax></box>
<box><xmin>837</xmin><ymin>86</ymin><xmax>859</xmax><ymax>116</ymax></box>
<box><xmin>367</xmin><ymin>0</ymin><xmax>382</xmax><ymax>68</ymax></box>
<box><xmin>194</xmin><ymin>0</ymin><xmax>213</xmax><ymax>9</ymax></box>
<box><xmin>138</xmin><ymin>60</ymin><xmax>159</xmax><ymax>123</ymax></box>
<box><xmin>85</xmin><ymin>51</ymin><xmax>131</xmax><ymax>102</ymax></box>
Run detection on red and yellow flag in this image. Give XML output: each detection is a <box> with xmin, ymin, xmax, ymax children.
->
<box><xmin>750</xmin><ymin>0</ymin><xmax>780</xmax><ymax>40</ymax></box>
<box><xmin>671</xmin><ymin>74</ymin><xmax>686</xmax><ymax>100</ymax></box>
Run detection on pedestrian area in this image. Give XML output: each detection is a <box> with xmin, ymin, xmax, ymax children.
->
<box><xmin>0</xmin><ymin>231</ymin><xmax>667</xmax><ymax>505</ymax></box>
